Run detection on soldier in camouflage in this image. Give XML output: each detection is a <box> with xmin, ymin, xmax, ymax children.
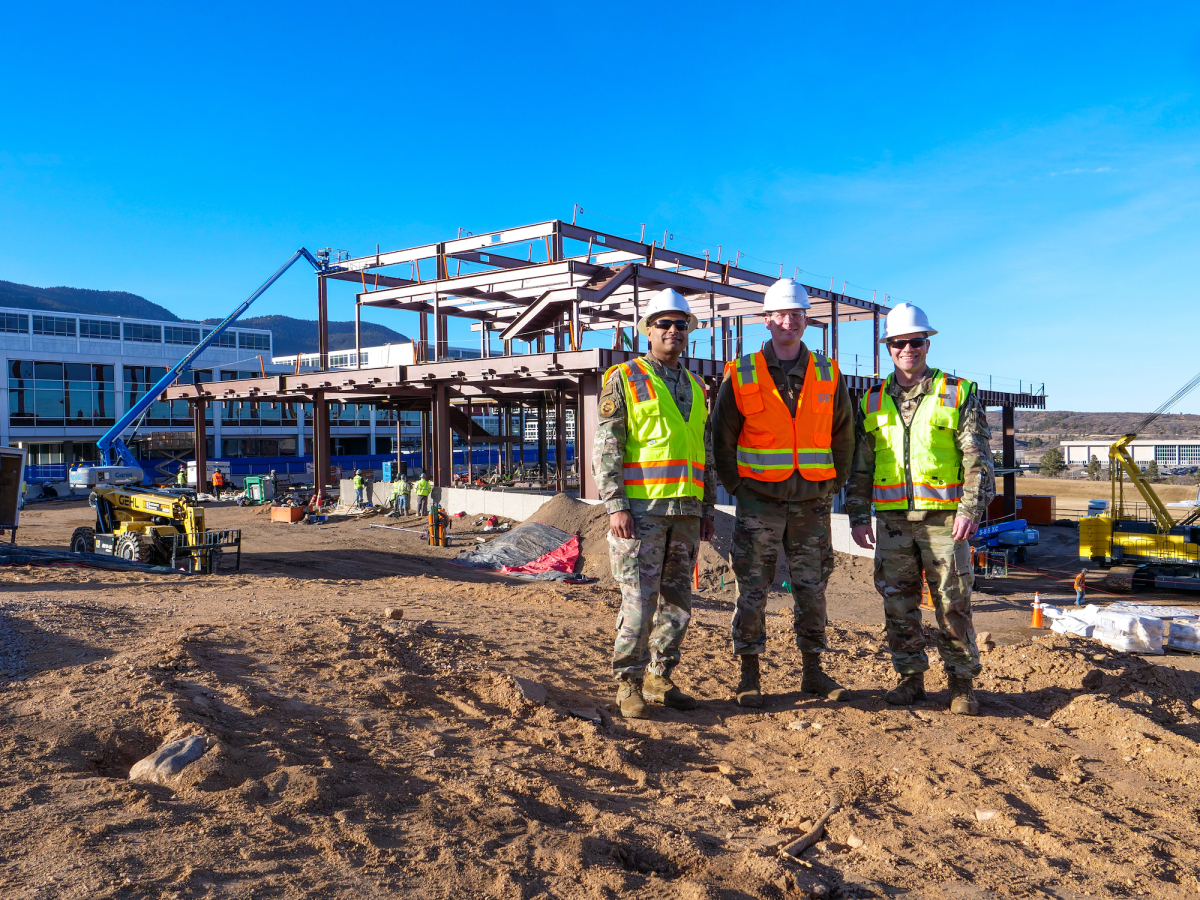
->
<box><xmin>713</xmin><ymin>279</ymin><xmax>855</xmax><ymax>707</ymax></box>
<box><xmin>593</xmin><ymin>289</ymin><xmax>716</xmax><ymax>719</ymax></box>
<box><xmin>846</xmin><ymin>302</ymin><xmax>996</xmax><ymax>716</ymax></box>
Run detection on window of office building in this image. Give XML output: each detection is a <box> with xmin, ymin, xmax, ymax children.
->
<box><xmin>1155</xmin><ymin>445</ymin><xmax>1179</xmax><ymax>465</ymax></box>
<box><xmin>238</xmin><ymin>332</ymin><xmax>271</xmax><ymax>351</ymax></box>
<box><xmin>203</xmin><ymin>328</ymin><xmax>237</xmax><ymax>348</ymax></box>
<box><xmin>8</xmin><ymin>359</ymin><xmax>115</xmax><ymax>427</ymax></box>
<box><xmin>1</xmin><ymin>312</ymin><xmax>29</xmax><ymax>334</ymax></box>
<box><xmin>124</xmin><ymin>365</ymin><xmax>192</xmax><ymax>426</ymax></box>
<box><xmin>164</xmin><ymin>326</ymin><xmax>202</xmax><ymax>345</ymax></box>
<box><xmin>221</xmin><ymin>437</ymin><xmax>297</xmax><ymax>458</ymax></box>
<box><xmin>32</xmin><ymin>315</ymin><xmax>76</xmax><ymax>337</ymax></box>
<box><xmin>79</xmin><ymin>318</ymin><xmax>120</xmax><ymax>340</ymax></box>
<box><xmin>123</xmin><ymin>323</ymin><xmax>162</xmax><ymax>343</ymax></box>
<box><xmin>1180</xmin><ymin>446</ymin><xmax>1200</xmax><ymax>465</ymax></box>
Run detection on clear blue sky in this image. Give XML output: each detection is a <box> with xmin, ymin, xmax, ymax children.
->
<box><xmin>3</xmin><ymin>2</ymin><xmax>1199</xmax><ymax>412</ymax></box>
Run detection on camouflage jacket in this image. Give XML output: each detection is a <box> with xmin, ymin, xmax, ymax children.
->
<box><xmin>712</xmin><ymin>340</ymin><xmax>855</xmax><ymax>503</ymax></box>
<box><xmin>592</xmin><ymin>352</ymin><xmax>716</xmax><ymax>519</ymax></box>
<box><xmin>844</xmin><ymin>369</ymin><xmax>996</xmax><ymax>525</ymax></box>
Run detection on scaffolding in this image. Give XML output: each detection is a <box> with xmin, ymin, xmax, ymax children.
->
<box><xmin>165</xmin><ymin>218</ymin><xmax>1046</xmax><ymax>511</ymax></box>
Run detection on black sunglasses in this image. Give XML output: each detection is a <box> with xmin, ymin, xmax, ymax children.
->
<box><xmin>887</xmin><ymin>338</ymin><xmax>928</xmax><ymax>350</ymax></box>
<box><xmin>652</xmin><ymin>319</ymin><xmax>690</xmax><ymax>332</ymax></box>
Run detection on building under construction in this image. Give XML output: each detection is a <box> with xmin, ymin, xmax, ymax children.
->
<box><xmin>165</xmin><ymin>218</ymin><xmax>1045</xmax><ymax>513</ymax></box>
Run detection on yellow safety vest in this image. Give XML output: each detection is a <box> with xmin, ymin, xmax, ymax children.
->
<box><xmin>861</xmin><ymin>369</ymin><xmax>974</xmax><ymax>511</ymax></box>
<box><xmin>603</xmin><ymin>358</ymin><xmax>706</xmax><ymax>501</ymax></box>
<box><xmin>414</xmin><ymin>478</ymin><xmax>432</xmax><ymax>496</ymax></box>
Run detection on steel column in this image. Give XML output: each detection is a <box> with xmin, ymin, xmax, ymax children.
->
<box><xmin>434</xmin><ymin>383</ymin><xmax>452</xmax><ymax>486</ymax></box>
<box><xmin>313</xmin><ymin>393</ymin><xmax>331</xmax><ymax>501</ymax></box>
<box><xmin>554</xmin><ymin>387</ymin><xmax>566</xmax><ymax>492</ymax></box>
<box><xmin>193</xmin><ymin>399</ymin><xmax>207</xmax><ymax>492</ymax></box>
<box><xmin>354</xmin><ymin>300</ymin><xmax>362</xmax><ymax>369</ymax></box>
<box><xmin>872</xmin><ymin>307</ymin><xmax>880</xmax><ymax>376</ymax></box>
<box><xmin>831</xmin><ymin>296</ymin><xmax>839</xmax><ymax>361</ymax></box>
<box><xmin>1003</xmin><ymin>405</ymin><xmax>1016</xmax><ymax>518</ymax></box>
<box><xmin>419</xmin><ymin>313</ymin><xmax>429</xmax><ymax>363</ymax></box>
<box><xmin>419</xmin><ymin>409</ymin><xmax>430</xmax><ymax>475</ymax></box>
<box><xmin>578</xmin><ymin>373</ymin><xmax>600</xmax><ymax>500</ymax></box>
<box><xmin>537</xmin><ymin>393</ymin><xmax>548</xmax><ymax>481</ymax></box>
<box><xmin>318</xmin><ymin>276</ymin><xmax>329</xmax><ymax>370</ymax></box>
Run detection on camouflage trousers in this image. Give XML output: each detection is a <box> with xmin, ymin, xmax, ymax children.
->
<box><xmin>730</xmin><ymin>490</ymin><xmax>833</xmax><ymax>656</ymax></box>
<box><xmin>874</xmin><ymin>511</ymin><xmax>982</xmax><ymax>678</ymax></box>
<box><xmin>610</xmin><ymin>514</ymin><xmax>700</xmax><ymax>680</ymax></box>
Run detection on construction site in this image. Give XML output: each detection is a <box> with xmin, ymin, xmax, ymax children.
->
<box><xmin>2</xmin><ymin>217</ymin><xmax>1199</xmax><ymax>900</ymax></box>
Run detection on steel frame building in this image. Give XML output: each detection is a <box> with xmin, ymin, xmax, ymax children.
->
<box><xmin>166</xmin><ymin>218</ymin><xmax>1046</xmax><ymax>512</ymax></box>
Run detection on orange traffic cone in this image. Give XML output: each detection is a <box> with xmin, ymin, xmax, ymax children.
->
<box><xmin>920</xmin><ymin>571</ymin><xmax>934</xmax><ymax>610</ymax></box>
<box><xmin>693</xmin><ymin>559</ymin><xmax>700</xmax><ymax>590</ymax></box>
<box><xmin>1030</xmin><ymin>592</ymin><xmax>1044</xmax><ymax>628</ymax></box>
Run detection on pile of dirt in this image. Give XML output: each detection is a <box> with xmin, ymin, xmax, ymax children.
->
<box><xmin>528</xmin><ymin>493</ymin><xmax>613</xmax><ymax>584</ymax></box>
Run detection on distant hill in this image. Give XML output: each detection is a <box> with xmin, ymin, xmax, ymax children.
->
<box><xmin>985</xmin><ymin>410</ymin><xmax>1200</xmax><ymax>438</ymax></box>
<box><xmin>202</xmin><ymin>315</ymin><xmax>409</xmax><ymax>358</ymax></box>
<box><xmin>0</xmin><ymin>279</ymin><xmax>181</xmax><ymax>321</ymax></box>
<box><xmin>0</xmin><ymin>278</ymin><xmax>409</xmax><ymax>357</ymax></box>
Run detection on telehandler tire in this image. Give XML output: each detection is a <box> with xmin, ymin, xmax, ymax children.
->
<box><xmin>69</xmin><ymin>527</ymin><xmax>96</xmax><ymax>555</ymax></box>
<box><xmin>115</xmin><ymin>533</ymin><xmax>154</xmax><ymax>564</ymax></box>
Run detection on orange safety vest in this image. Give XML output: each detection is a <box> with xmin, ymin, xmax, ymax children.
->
<box><xmin>724</xmin><ymin>350</ymin><xmax>838</xmax><ymax>482</ymax></box>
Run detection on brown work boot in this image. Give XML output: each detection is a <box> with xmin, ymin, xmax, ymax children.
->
<box><xmin>616</xmin><ymin>679</ymin><xmax>649</xmax><ymax>719</ymax></box>
<box><xmin>643</xmin><ymin>671</ymin><xmax>697</xmax><ymax>710</ymax></box>
<box><xmin>884</xmin><ymin>672</ymin><xmax>927</xmax><ymax>706</ymax></box>
<box><xmin>948</xmin><ymin>673</ymin><xmax>980</xmax><ymax>716</ymax></box>
<box><xmin>735</xmin><ymin>655</ymin><xmax>763</xmax><ymax>708</ymax></box>
<box><xmin>801</xmin><ymin>651</ymin><xmax>849</xmax><ymax>701</ymax></box>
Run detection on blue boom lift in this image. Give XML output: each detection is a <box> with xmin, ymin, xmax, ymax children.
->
<box><xmin>66</xmin><ymin>250</ymin><xmax>326</xmax><ymax>571</ymax></box>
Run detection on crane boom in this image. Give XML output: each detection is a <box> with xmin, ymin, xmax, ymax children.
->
<box><xmin>96</xmin><ymin>249</ymin><xmax>325</xmax><ymax>475</ymax></box>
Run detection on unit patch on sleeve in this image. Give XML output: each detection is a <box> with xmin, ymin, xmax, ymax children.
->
<box><xmin>599</xmin><ymin>396</ymin><xmax>618</xmax><ymax>418</ymax></box>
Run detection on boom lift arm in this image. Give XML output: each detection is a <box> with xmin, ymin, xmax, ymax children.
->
<box><xmin>96</xmin><ymin>249</ymin><xmax>327</xmax><ymax>474</ymax></box>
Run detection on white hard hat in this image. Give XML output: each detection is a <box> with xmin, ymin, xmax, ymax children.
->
<box><xmin>637</xmin><ymin>288</ymin><xmax>698</xmax><ymax>336</ymax></box>
<box><xmin>880</xmin><ymin>302</ymin><xmax>938</xmax><ymax>342</ymax></box>
<box><xmin>762</xmin><ymin>278</ymin><xmax>811</xmax><ymax>313</ymax></box>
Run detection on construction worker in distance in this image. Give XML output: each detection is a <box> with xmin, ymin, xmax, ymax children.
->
<box><xmin>211</xmin><ymin>469</ymin><xmax>225</xmax><ymax>495</ymax></box>
<box><xmin>413</xmin><ymin>472</ymin><xmax>433</xmax><ymax>516</ymax></box>
<box><xmin>594</xmin><ymin>287</ymin><xmax>716</xmax><ymax>719</ymax></box>
<box><xmin>353</xmin><ymin>469</ymin><xmax>366</xmax><ymax>507</ymax></box>
<box><xmin>713</xmin><ymin>278</ymin><xmax>855</xmax><ymax>708</ymax></box>
<box><xmin>846</xmin><ymin>302</ymin><xmax>996</xmax><ymax>716</ymax></box>
<box><xmin>1074</xmin><ymin>568</ymin><xmax>1088</xmax><ymax>606</ymax></box>
<box><xmin>176</xmin><ymin>465</ymin><xmax>187</xmax><ymax>488</ymax></box>
<box><xmin>391</xmin><ymin>472</ymin><xmax>410</xmax><ymax>517</ymax></box>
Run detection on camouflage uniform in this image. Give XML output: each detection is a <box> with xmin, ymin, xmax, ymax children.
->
<box><xmin>712</xmin><ymin>341</ymin><xmax>856</xmax><ymax>655</ymax></box>
<box><xmin>844</xmin><ymin>370</ymin><xmax>996</xmax><ymax>678</ymax></box>
<box><xmin>593</xmin><ymin>353</ymin><xmax>716</xmax><ymax>680</ymax></box>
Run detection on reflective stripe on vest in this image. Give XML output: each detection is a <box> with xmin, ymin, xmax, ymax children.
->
<box><xmin>860</xmin><ymin>369</ymin><xmax>974</xmax><ymax>511</ymax></box>
<box><xmin>607</xmin><ymin>358</ymin><xmax>707</xmax><ymax>500</ymax></box>
<box><xmin>726</xmin><ymin>350</ymin><xmax>838</xmax><ymax>482</ymax></box>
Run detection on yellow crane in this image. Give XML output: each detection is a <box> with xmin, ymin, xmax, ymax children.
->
<box><xmin>1079</xmin><ymin>369</ymin><xmax>1200</xmax><ymax>591</ymax></box>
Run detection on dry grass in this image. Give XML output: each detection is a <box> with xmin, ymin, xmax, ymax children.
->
<box><xmin>1015</xmin><ymin>476</ymin><xmax>1198</xmax><ymax>518</ymax></box>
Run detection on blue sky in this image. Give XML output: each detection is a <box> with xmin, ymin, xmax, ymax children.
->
<box><xmin>2</xmin><ymin>2</ymin><xmax>1199</xmax><ymax>411</ymax></box>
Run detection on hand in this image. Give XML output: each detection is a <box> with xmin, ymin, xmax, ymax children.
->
<box><xmin>700</xmin><ymin>516</ymin><xmax>715</xmax><ymax>542</ymax></box>
<box><xmin>609</xmin><ymin>510</ymin><xmax>636</xmax><ymax>539</ymax></box>
<box><xmin>951</xmin><ymin>515</ymin><xmax>979</xmax><ymax>542</ymax></box>
<box><xmin>851</xmin><ymin>523</ymin><xmax>875</xmax><ymax>549</ymax></box>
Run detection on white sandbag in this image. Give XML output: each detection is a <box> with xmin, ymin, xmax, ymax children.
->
<box><xmin>1051</xmin><ymin>615</ymin><xmax>1095</xmax><ymax>638</ymax></box>
<box><xmin>1166</xmin><ymin>619</ymin><xmax>1200</xmax><ymax>653</ymax></box>
<box><xmin>1093</xmin><ymin>610</ymin><xmax>1165</xmax><ymax>655</ymax></box>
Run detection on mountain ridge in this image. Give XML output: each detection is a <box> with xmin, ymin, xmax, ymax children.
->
<box><xmin>0</xmin><ymin>279</ymin><xmax>408</xmax><ymax>356</ymax></box>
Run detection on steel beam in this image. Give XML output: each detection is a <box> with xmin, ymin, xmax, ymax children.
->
<box><xmin>434</xmin><ymin>382</ymin><xmax>452</xmax><ymax>486</ymax></box>
<box><xmin>1003</xmin><ymin>405</ymin><xmax>1016</xmax><ymax>518</ymax></box>
<box><xmin>193</xmin><ymin>400</ymin><xmax>207</xmax><ymax>492</ymax></box>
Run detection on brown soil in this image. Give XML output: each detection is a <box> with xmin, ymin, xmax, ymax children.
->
<box><xmin>2</xmin><ymin>500</ymin><xmax>1199</xmax><ymax>899</ymax></box>
<box><xmin>527</xmin><ymin>493</ymin><xmax>614</xmax><ymax>585</ymax></box>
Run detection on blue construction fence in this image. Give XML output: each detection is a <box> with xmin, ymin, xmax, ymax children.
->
<box><xmin>26</xmin><ymin>446</ymin><xmax>575</xmax><ymax>484</ymax></box>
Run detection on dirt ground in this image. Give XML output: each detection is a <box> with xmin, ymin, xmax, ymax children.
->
<box><xmin>3</xmin><ymin>498</ymin><xmax>1200</xmax><ymax>900</ymax></box>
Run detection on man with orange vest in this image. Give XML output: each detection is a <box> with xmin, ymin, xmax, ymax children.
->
<box><xmin>713</xmin><ymin>278</ymin><xmax>855</xmax><ymax>708</ymax></box>
<box><xmin>846</xmin><ymin>302</ymin><xmax>995</xmax><ymax>716</ymax></box>
<box><xmin>593</xmin><ymin>288</ymin><xmax>716</xmax><ymax>719</ymax></box>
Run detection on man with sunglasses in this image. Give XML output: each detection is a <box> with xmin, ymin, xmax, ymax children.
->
<box><xmin>593</xmin><ymin>288</ymin><xmax>716</xmax><ymax>719</ymax></box>
<box><xmin>846</xmin><ymin>302</ymin><xmax>995</xmax><ymax>716</ymax></box>
<box><xmin>713</xmin><ymin>278</ymin><xmax>855</xmax><ymax>708</ymax></box>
